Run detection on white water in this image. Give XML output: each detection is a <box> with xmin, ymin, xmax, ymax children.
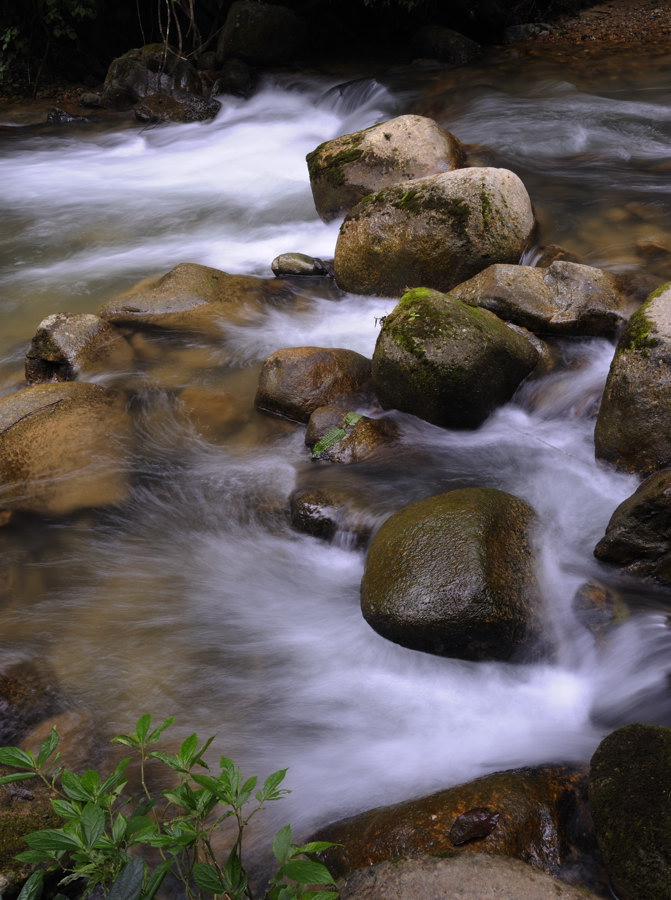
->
<box><xmin>1</xmin><ymin>61</ymin><xmax>671</xmax><ymax>848</ymax></box>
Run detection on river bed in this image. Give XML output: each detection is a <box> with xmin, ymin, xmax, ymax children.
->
<box><xmin>1</xmin><ymin>44</ymin><xmax>671</xmax><ymax>849</ymax></box>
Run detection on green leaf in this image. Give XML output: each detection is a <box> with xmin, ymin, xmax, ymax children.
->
<box><xmin>15</xmin><ymin>850</ymin><xmax>59</xmax><ymax>865</ymax></box>
<box><xmin>112</xmin><ymin>812</ymin><xmax>128</xmax><ymax>843</ymax></box>
<box><xmin>61</xmin><ymin>770</ymin><xmax>94</xmax><ymax>802</ymax></box>
<box><xmin>343</xmin><ymin>411</ymin><xmax>363</xmax><ymax>426</ymax></box>
<box><xmin>192</xmin><ymin>862</ymin><xmax>226</xmax><ymax>894</ymax></box>
<box><xmin>142</xmin><ymin>858</ymin><xmax>173</xmax><ymax>900</ymax></box>
<box><xmin>177</xmin><ymin>733</ymin><xmax>198</xmax><ymax>766</ymax></box>
<box><xmin>147</xmin><ymin>715</ymin><xmax>174</xmax><ymax>744</ymax></box>
<box><xmin>37</xmin><ymin>728</ymin><xmax>60</xmax><ymax>768</ymax></box>
<box><xmin>311</xmin><ymin>427</ymin><xmax>346</xmax><ymax>458</ymax></box>
<box><xmin>0</xmin><ymin>772</ymin><xmax>37</xmax><ymax>786</ymax></box>
<box><xmin>111</xmin><ymin>734</ymin><xmax>140</xmax><ymax>749</ymax></box>
<box><xmin>108</xmin><ymin>856</ymin><xmax>145</xmax><ymax>900</ymax></box>
<box><xmin>262</xmin><ymin>768</ymin><xmax>288</xmax><ymax>799</ymax></box>
<box><xmin>80</xmin><ymin>802</ymin><xmax>106</xmax><ymax>848</ymax></box>
<box><xmin>301</xmin><ymin>892</ymin><xmax>340</xmax><ymax>900</ymax></box>
<box><xmin>0</xmin><ymin>747</ymin><xmax>36</xmax><ymax>769</ymax></box>
<box><xmin>280</xmin><ymin>859</ymin><xmax>335</xmax><ymax>886</ymax></box>
<box><xmin>272</xmin><ymin>824</ymin><xmax>292</xmax><ymax>864</ymax></box>
<box><xmin>134</xmin><ymin>714</ymin><xmax>152</xmax><ymax>742</ymax></box>
<box><xmin>79</xmin><ymin>769</ymin><xmax>101</xmax><ymax>799</ymax></box>
<box><xmin>51</xmin><ymin>798</ymin><xmax>81</xmax><ymax>819</ymax></box>
<box><xmin>223</xmin><ymin>848</ymin><xmax>247</xmax><ymax>893</ymax></box>
<box><xmin>24</xmin><ymin>828</ymin><xmax>83</xmax><ymax>851</ymax></box>
<box><xmin>16</xmin><ymin>869</ymin><xmax>44</xmax><ymax>900</ymax></box>
<box><xmin>293</xmin><ymin>841</ymin><xmax>339</xmax><ymax>854</ymax></box>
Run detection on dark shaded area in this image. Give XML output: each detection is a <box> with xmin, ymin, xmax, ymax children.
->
<box><xmin>0</xmin><ymin>0</ymin><xmax>595</xmax><ymax>94</ymax></box>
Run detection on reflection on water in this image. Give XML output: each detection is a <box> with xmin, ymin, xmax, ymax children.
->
<box><xmin>1</xmin><ymin>52</ymin><xmax>671</xmax><ymax>848</ymax></box>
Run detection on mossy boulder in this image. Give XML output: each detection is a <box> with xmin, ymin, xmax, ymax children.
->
<box><xmin>254</xmin><ymin>347</ymin><xmax>373</xmax><ymax>423</ymax></box>
<box><xmin>449</xmin><ymin>261</ymin><xmax>636</xmax><ymax>337</ymax></box>
<box><xmin>360</xmin><ymin>488</ymin><xmax>544</xmax><ymax>662</ymax></box>
<box><xmin>0</xmin><ymin>382</ymin><xmax>134</xmax><ymax>516</ymax></box>
<box><xmin>315</xmin><ymin>765</ymin><xmax>604</xmax><ymax>892</ymax></box>
<box><xmin>372</xmin><ymin>288</ymin><xmax>538</xmax><ymax>429</ymax></box>
<box><xmin>216</xmin><ymin>1</ymin><xmax>307</xmax><ymax>65</ymax></box>
<box><xmin>100</xmin><ymin>262</ymin><xmax>298</xmax><ymax>338</ymax></box>
<box><xmin>306</xmin><ymin>406</ymin><xmax>398</xmax><ymax>464</ymax></box>
<box><xmin>0</xmin><ymin>659</ymin><xmax>64</xmax><ymax>745</ymax></box>
<box><xmin>133</xmin><ymin>92</ymin><xmax>221</xmax><ymax>123</ymax></box>
<box><xmin>594</xmin><ymin>283</ymin><xmax>671</xmax><ymax>474</ymax></box>
<box><xmin>333</xmin><ymin>167</ymin><xmax>535</xmax><ymax>297</ymax></box>
<box><xmin>307</xmin><ymin>115</ymin><xmax>465</xmax><ymax>223</ymax></box>
<box><xmin>589</xmin><ymin>723</ymin><xmax>671</xmax><ymax>900</ymax></box>
<box><xmin>594</xmin><ymin>468</ymin><xmax>671</xmax><ymax>584</ymax></box>
<box><xmin>25</xmin><ymin>313</ymin><xmax>134</xmax><ymax>384</ymax></box>
<box><xmin>410</xmin><ymin>25</ymin><xmax>483</xmax><ymax>66</ymax></box>
<box><xmin>0</xmin><ymin>775</ymin><xmax>59</xmax><ymax>896</ymax></box>
<box><xmin>339</xmin><ymin>853</ymin><xmax>600</xmax><ymax>899</ymax></box>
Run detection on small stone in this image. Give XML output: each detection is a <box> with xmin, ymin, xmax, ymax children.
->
<box><xmin>450</xmin><ymin>807</ymin><xmax>501</xmax><ymax>845</ymax></box>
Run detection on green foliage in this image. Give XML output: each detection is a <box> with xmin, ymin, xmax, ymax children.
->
<box><xmin>311</xmin><ymin>412</ymin><xmax>362</xmax><ymax>459</ymax></box>
<box><xmin>0</xmin><ymin>716</ymin><xmax>339</xmax><ymax>900</ymax></box>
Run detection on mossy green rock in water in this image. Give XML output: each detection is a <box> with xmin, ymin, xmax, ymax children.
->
<box><xmin>360</xmin><ymin>487</ymin><xmax>544</xmax><ymax>661</ymax></box>
<box><xmin>306</xmin><ymin>114</ymin><xmax>465</xmax><ymax>223</ymax></box>
<box><xmin>595</xmin><ymin>283</ymin><xmax>671</xmax><ymax>474</ymax></box>
<box><xmin>334</xmin><ymin>167</ymin><xmax>535</xmax><ymax>296</ymax></box>
<box><xmin>372</xmin><ymin>288</ymin><xmax>538</xmax><ymax>429</ymax></box>
<box><xmin>589</xmin><ymin>724</ymin><xmax>671</xmax><ymax>900</ymax></box>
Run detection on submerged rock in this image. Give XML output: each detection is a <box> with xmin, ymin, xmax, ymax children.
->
<box><xmin>100</xmin><ymin>262</ymin><xmax>298</xmax><ymax>337</ymax></box>
<box><xmin>316</xmin><ymin>764</ymin><xmax>603</xmax><ymax>892</ymax></box>
<box><xmin>25</xmin><ymin>312</ymin><xmax>134</xmax><ymax>384</ymax></box>
<box><xmin>589</xmin><ymin>723</ymin><xmax>671</xmax><ymax>900</ymax></box>
<box><xmin>449</xmin><ymin>260</ymin><xmax>636</xmax><ymax>337</ymax></box>
<box><xmin>0</xmin><ymin>659</ymin><xmax>64</xmax><ymax>745</ymax></box>
<box><xmin>595</xmin><ymin>282</ymin><xmax>671</xmax><ymax>474</ymax></box>
<box><xmin>254</xmin><ymin>347</ymin><xmax>372</xmax><ymax>423</ymax></box>
<box><xmin>339</xmin><ymin>853</ymin><xmax>600</xmax><ymax>899</ymax></box>
<box><xmin>334</xmin><ymin>167</ymin><xmax>535</xmax><ymax>296</ymax></box>
<box><xmin>289</xmin><ymin>486</ymin><xmax>373</xmax><ymax>547</ymax></box>
<box><xmin>594</xmin><ymin>468</ymin><xmax>671</xmax><ymax>584</ymax></box>
<box><xmin>360</xmin><ymin>487</ymin><xmax>544</xmax><ymax>661</ymax></box>
<box><xmin>307</xmin><ymin>114</ymin><xmax>465</xmax><ymax>222</ymax></box>
<box><xmin>372</xmin><ymin>288</ymin><xmax>538</xmax><ymax>429</ymax></box>
<box><xmin>0</xmin><ymin>382</ymin><xmax>134</xmax><ymax>516</ymax></box>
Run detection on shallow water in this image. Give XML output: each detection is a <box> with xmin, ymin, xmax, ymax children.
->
<box><xmin>1</xmin><ymin>50</ymin><xmax>671</xmax><ymax>852</ymax></box>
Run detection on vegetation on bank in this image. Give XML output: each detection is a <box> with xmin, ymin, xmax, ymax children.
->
<box><xmin>0</xmin><ymin>0</ymin><xmax>594</xmax><ymax>94</ymax></box>
<box><xmin>0</xmin><ymin>715</ymin><xmax>338</xmax><ymax>900</ymax></box>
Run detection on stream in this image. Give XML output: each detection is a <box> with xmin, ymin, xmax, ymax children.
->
<box><xmin>1</xmin><ymin>44</ymin><xmax>671</xmax><ymax>852</ymax></box>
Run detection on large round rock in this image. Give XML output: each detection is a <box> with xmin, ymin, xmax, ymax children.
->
<box><xmin>306</xmin><ymin>115</ymin><xmax>465</xmax><ymax>222</ymax></box>
<box><xmin>0</xmin><ymin>383</ymin><xmax>133</xmax><ymax>516</ymax></box>
<box><xmin>334</xmin><ymin>167</ymin><xmax>535</xmax><ymax>297</ymax></box>
<box><xmin>595</xmin><ymin>283</ymin><xmax>671</xmax><ymax>474</ymax></box>
<box><xmin>360</xmin><ymin>488</ymin><xmax>543</xmax><ymax>661</ymax></box>
<box><xmin>372</xmin><ymin>288</ymin><xmax>538</xmax><ymax>429</ymax></box>
<box><xmin>589</xmin><ymin>723</ymin><xmax>671</xmax><ymax>900</ymax></box>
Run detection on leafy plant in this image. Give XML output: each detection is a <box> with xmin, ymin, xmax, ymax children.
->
<box><xmin>311</xmin><ymin>412</ymin><xmax>362</xmax><ymax>459</ymax></box>
<box><xmin>0</xmin><ymin>715</ymin><xmax>338</xmax><ymax>900</ymax></box>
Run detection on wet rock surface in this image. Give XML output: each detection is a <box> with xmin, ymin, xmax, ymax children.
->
<box><xmin>360</xmin><ymin>487</ymin><xmax>544</xmax><ymax>662</ymax></box>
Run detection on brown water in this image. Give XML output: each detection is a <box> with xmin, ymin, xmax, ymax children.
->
<box><xmin>1</xmin><ymin>48</ymin><xmax>670</xmax><ymax>850</ymax></box>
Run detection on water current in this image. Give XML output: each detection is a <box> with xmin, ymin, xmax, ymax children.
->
<box><xmin>1</xmin><ymin>45</ymin><xmax>671</xmax><ymax>850</ymax></box>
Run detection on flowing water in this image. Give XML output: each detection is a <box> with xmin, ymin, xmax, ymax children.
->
<box><xmin>1</xmin><ymin>45</ymin><xmax>671</xmax><ymax>852</ymax></box>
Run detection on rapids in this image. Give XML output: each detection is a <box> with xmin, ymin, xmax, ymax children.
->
<box><xmin>1</xmin><ymin>47</ymin><xmax>671</xmax><ymax>851</ymax></box>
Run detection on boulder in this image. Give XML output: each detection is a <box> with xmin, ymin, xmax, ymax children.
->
<box><xmin>25</xmin><ymin>312</ymin><xmax>134</xmax><ymax>384</ymax></box>
<box><xmin>306</xmin><ymin>406</ymin><xmax>398</xmax><ymax>463</ymax></box>
<box><xmin>594</xmin><ymin>283</ymin><xmax>671</xmax><ymax>474</ymax></box>
<box><xmin>0</xmin><ymin>772</ymin><xmax>58</xmax><ymax>896</ymax></box>
<box><xmin>215</xmin><ymin>58</ymin><xmax>258</xmax><ymax>98</ymax></box>
<box><xmin>371</xmin><ymin>288</ymin><xmax>538</xmax><ymax>429</ymax></box>
<box><xmin>134</xmin><ymin>92</ymin><xmax>221</xmax><ymax>123</ymax></box>
<box><xmin>100</xmin><ymin>262</ymin><xmax>298</xmax><ymax>337</ymax></box>
<box><xmin>449</xmin><ymin>261</ymin><xmax>636</xmax><ymax>337</ymax></box>
<box><xmin>254</xmin><ymin>347</ymin><xmax>372</xmax><ymax>424</ymax></box>
<box><xmin>271</xmin><ymin>253</ymin><xmax>331</xmax><ymax>277</ymax></box>
<box><xmin>594</xmin><ymin>468</ymin><xmax>671</xmax><ymax>584</ymax></box>
<box><xmin>339</xmin><ymin>853</ymin><xmax>600</xmax><ymax>900</ymax></box>
<box><xmin>410</xmin><ymin>25</ymin><xmax>482</xmax><ymax>66</ymax></box>
<box><xmin>100</xmin><ymin>45</ymin><xmax>203</xmax><ymax>108</ymax></box>
<box><xmin>216</xmin><ymin>1</ymin><xmax>307</xmax><ymax>66</ymax></box>
<box><xmin>334</xmin><ymin>167</ymin><xmax>535</xmax><ymax>297</ymax></box>
<box><xmin>0</xmin><ymin>382</ymin><xmax>134</xmax><ymax>516</ymax></box>
<box><xmin>360</xmin><ymin>488</ymin><xmax>544</xmax><ymax>661</ymax></box>
<box><xmin>315</xmin><ymin>764</ymin><xmax>604</xmax><ymax>892</ymax></box>
<box><xmin>306</xmin><ymin>115</ymin><xmax>465</xmax><ymax>223</ymax></box>
<box><xmin>589</xmin><ymin>723</ymin><xmax>671</xmax><ymax>900</ymax></box>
